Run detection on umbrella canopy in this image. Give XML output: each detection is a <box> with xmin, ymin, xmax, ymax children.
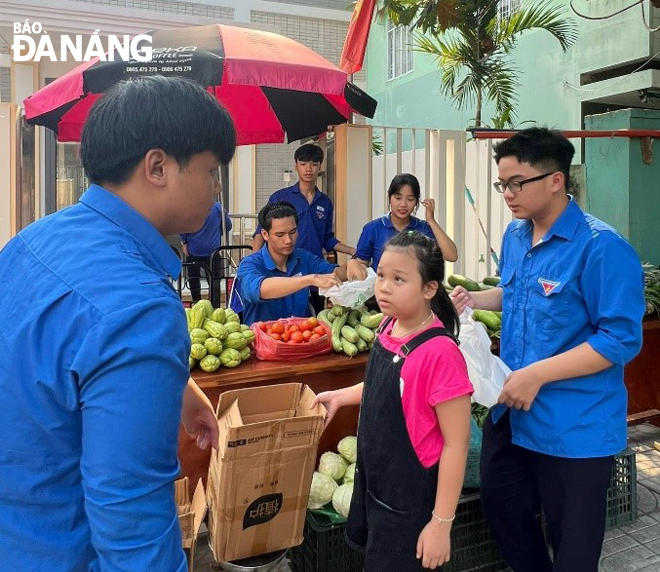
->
<box><xmin>24</xmin><ymin>24</ymin><xmax>377</xmax><ymax>145</ymax></box>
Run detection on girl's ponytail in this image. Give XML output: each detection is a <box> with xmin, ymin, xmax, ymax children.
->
<box><xmin>385</xmin><ymin>230</ymin><xmax>460</xmax><ymax>336</ymax></box>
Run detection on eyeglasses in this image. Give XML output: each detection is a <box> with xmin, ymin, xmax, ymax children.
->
<box><xmin>493</xmin><ymin>172</ymin><xmax>555</xmax><ymax>194</ymax></box>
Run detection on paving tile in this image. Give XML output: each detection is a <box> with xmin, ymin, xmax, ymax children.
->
<box><xmin>600</xmin><ymin>547</ymin><xmax>660</xmax><ymax>572</ymax></box>
<box><xmin>620</xmin><ymin>514</ymin><xmax>658</xmax><ymax>534</ymax></box>
<box><xmin>601</xmin><ymin>533</ymin><xmax>641</xmax><ymax>555</ymax></box>
<box><xmin>631</xmin><ymin>523</ymin><xmax>660</xmax><ymax>544</ymax></box>
<box><xmin>644</xmin><ymin>538</ymin><xmax>660</xmax><ymax>555</ymax></box>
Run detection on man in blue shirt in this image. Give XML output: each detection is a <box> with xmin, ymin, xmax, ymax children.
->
<box><xmin>0</xmin><ymin>77</ymin><xmax>235</xmax><ymax>572</ymax></box>
<box><xmin>451</xmin><ymin>128</ymin><xmax>645</xmax><ymax>572</ymax></box>
<box><xmin>235</xmin><ymin>201</ymin><xmax>367</xmax><ymax>325</ymax></box>
<box><xmin>180</xmin><ymin>201</ymin><xmax>232</xmax><ymax>301</ymax></box>
<box><xmin>251</xmin><ymin>144</ymin><xmax>355</xmax><ymax>312</ymax></box>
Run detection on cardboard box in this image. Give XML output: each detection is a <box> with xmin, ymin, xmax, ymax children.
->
<box><xmin>207</xmin><ymin>383</ymin><xmax>325</xmax><ymax>562</ymax></box>
<box><xmin>175</xmin><ymin>476</ymin><xmax>207</xmax><ymax>572</ymax></box>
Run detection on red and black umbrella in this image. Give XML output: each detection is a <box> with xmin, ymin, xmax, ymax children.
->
<box><xmin>24</xmin><ymin>24</ymin><xmax>377</xmax><ymax>145</ymax></box>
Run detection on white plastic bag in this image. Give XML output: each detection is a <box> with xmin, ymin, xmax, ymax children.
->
<box><xmin>319</xmin><ymin>267</ymin><xmax>377</xmax><ymax>309</ymax></box>
<box><xmin>458</xmin><ymin>307</ymin><xmax>510</xmax><ymax>408</ymax></box>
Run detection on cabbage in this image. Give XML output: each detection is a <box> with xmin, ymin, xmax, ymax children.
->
<box><xmin>332</xmin><ymin>482</ymin><xmax>354</xmax><ymax>519</ymax></box>
<box><xmin>319</xmin><ymin>452</ymin><xmax>348</xmax><ymax>482</ymax></box>
<box><xmin>337</xmin><ymin>436</ymin><xmax>357</xmax><ymax>464</ymax></box>
<box><xmin>343</xmin><ymin>463</ymin><xmax>356</xmax><ymax>484</ymax></box>
<box><xmin>308</xmin><ymin>472</ymin><xmax>338</xmax><ymax>509</ymax></box>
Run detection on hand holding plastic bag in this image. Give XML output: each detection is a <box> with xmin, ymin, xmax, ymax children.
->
<box><xmin>458</xmin><ymin>307</ymin><xmax>510</xmax><ymax>407</ymax></box>
<box><xmin>319</xmin><ymin>267</ymin><xmax>377</xmax><ymax>309</ymax></box>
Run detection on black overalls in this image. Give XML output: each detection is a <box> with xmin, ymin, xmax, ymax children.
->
<box><xmin>346</xmin><ymin>318</ymin><xmax>458</xmax><ymax>572</ymax></box>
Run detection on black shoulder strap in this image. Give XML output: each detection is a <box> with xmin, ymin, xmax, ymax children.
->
<box><xmin>401</xmin><ymin>327</ymin><xmax>458</xmax><ymax>356</ymax></box>
<box><xmin>377</xmin><ymin>316</ymin><xmax>394</xmax><ymax>334</ymax></box>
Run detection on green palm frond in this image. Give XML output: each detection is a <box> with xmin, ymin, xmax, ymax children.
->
<box><xmin>496</xmin><ymin>0</ymin><xmax>578</xmax><ymax>52</ymax></box>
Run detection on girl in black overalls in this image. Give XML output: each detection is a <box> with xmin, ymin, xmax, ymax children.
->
<box><xmin>313</xmin><ymin>231</ymin><xmax>472</xmax><ymax>570</ymax></box>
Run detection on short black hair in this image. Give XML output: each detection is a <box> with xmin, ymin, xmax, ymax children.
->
<box><xmin>258</xmin><ymin>201</ymin><xmax>299</xmax><ymax>232</ymax></box>
<box><xmin>387</xmin><ymin>173</ymin><xmax>421</xmax><ymax>204</ymax></box>
<box><xmin>294</xmin><ymin>143</ymin><xmax>323</xmax><ymax>164</ymax></box>
<box><xmin>493</xmin><ymin>127</ymin><xmax>575</xmax><ymax>191</ymax></box>
<box><xmin>81</xmin><ymin>76</ymin><xmax>236</xmax><ymax>185</ymax></box>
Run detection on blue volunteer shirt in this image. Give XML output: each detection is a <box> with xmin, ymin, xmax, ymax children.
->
<box><xmin>356</xmin><ymin>214</ymin><xmax>436</xmax><ymax>269</ymax></box>
<box><xmin>0</xmin><ymin>185</ymin><xmax>190</xmax><ymax>572</ymax></box>
<box><xmin>255</xmin><ymin>183</ymin><xmax>339</xmax><ymax>257</ymax></box>
<box><xmin>493</xmin><ymin>199</ymin><xmax>645</xmax><ymax>458</ymax></box>
<box><xmin>234</xmin><ymin>245</ymin><xmax>335</xmax><ymax>325</ymax></box>
<box><xmin>179</xmin><ymin>201</ymin><xmax>232</xmax><ymax>256</ymax></box>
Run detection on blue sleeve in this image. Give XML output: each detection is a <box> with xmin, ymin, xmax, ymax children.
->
<box><xmin>581</xmin><ymin>232</ymin><xmax>645</xmax><ymax>366</ymax></box>
<box><xmin>236</xmin><ymin>255</ymin><xmax>266</xmax><ymax>304</ymax></box>
<box><xmin>355</xmin><ymin>223</ymin><xmax>374</xmax><ymax>262</ymax></box>
<box><xmin>74</xmin><ymin>298</ymin><xmax>189</xmax><ymax>572</ymax></box>
<box><xmin>299</xmin><ymin>249</ymin><xmax>336</xmax><ymax>275</ymax></box>
<box><xmin>219</xmin><ymin>203</ymin><xmax>232</xmax><ymax>232</ymax></box>
<box><xmin>323</xmin><ymin>200</ymin><xmax>340</xmax><ymax>252</ymax></box>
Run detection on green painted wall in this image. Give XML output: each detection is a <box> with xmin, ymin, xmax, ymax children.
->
<box><xmin>365</xmin><ymin>2</ymin><xmax>656</xmax><ymax>161</ymax></box>
<box><xmin>585</xmin><ymin>109</ymin><xmax>660</xmax><ymax>264</ymax></box>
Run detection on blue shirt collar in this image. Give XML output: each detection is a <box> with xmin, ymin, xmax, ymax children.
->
<box><xmin>381</xmin><ymin>214</ymin><xmax>422</xmax><ymax>230</ymax></box>
<box><xmin>289</xmin><ymin>182</ymin><xmax>320</xmax><ymax>201</ymax></box>
<box><xmin>80</xmin><ymin>184</ymin><xmax>182</xmax><ymax>279</ymax></box>
<box><xmin>260</xmin><ymin>243</ymin><xmax>300</xmax><ymax>274</ymax></box>
<box><xmin>513</xmin><ymin>198</ymin><xmax>581</xmax><ymax>242</ymax></box>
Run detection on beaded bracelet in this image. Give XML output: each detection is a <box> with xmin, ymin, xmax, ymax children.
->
<box><xmin>431</xmin><ymin>510</ymin><xmax>456</xmax><ymax>524</ymax></box>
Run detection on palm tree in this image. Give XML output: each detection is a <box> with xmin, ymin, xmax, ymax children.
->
<box><xmin>382</xmin><ymin>0</ymin><xmax>577</xmax><ymax>127</ymax></box>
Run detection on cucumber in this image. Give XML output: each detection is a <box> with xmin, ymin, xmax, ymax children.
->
<box><xmin>341</xmin><ymin>338</ymin><xmax>358</xmax><ymax>357</ymax></box>
<box><xmin>331</xmin><ymin>305</ymin><xmax>345</xmax><ymax>317</ymax></box>
<box><xmin>356</xmin><ymin>337</ymin><xmax>368</xmax><ymax>352</ymax></box>
<box><xmin>331</xmin><ymin>314</ymin><xmax>348</xmax><ymax>352</ymax></box>
<box><xmin>447</xmin><ymin>274</ymin><xmax>482</xmax><ymax>292</ymax></box>
<box><xmin>317</xmin><ymin>310</ymin><xmax>333</xmax><ymax>328</ymax></box>
<box><xmin>472</xmin><ymin>309</ymin><xmax>501</xmax><ymax>331</ymax></box>
<box><xmin>355</xmin><ymin>324</ymin><xmax>375</xmax><ymax>343</ymax></box>
<box><xmin>480</xmin><ymin>284</ymin><xmax>495</xmax><ymax>290</ymax></box>
<box><xmin>482</xmin><ymin>276</ymin><xmax>501</xmax><ymax>287</ymax></box>
<box><xmin>341</xmin><ymin>325</ymin><xmax>360</xmax><ymax>344</ymax></box>
<box><xmin>360</xmin><ymin>312</ymin><xmax>384</xmax><ymax>329</ymax></box>
<box><xmin>347</xmin><ymin>309</ymin><xmax>362</xmax><ymax>328</ymax></box>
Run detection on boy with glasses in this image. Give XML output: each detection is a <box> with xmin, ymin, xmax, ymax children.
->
<box><xmin>451</xmin><ymin>128</ymin><xmax>645</xmax><ymax>572</ymax></box>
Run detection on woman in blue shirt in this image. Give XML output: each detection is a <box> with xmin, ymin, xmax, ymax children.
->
<box><xmin>355</xmin><ymin>173</ymin><xmax>458</xmax><ymax>270</ymax></box>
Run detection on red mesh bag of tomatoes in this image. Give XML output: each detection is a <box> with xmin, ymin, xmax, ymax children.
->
<box><xmin>250</xmin><ymin>317</ymin><xmax>332</xmax><ymax>361</ymax></box>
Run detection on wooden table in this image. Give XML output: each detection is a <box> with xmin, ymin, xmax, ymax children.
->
<box><xmin>624</xmin><ymin>317</ymin><xmax>660</xmax><ymax>423</ymax></box>
<box><xmin>178</xmin><ymin>352</ymin><xmax>369</xmax><ymax>485</ymax></box>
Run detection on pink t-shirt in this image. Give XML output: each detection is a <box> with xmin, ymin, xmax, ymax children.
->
<box><xmin>378</xmin><ymin>316</ymin><xmax>473</xmax><ymax>468</ymax></box>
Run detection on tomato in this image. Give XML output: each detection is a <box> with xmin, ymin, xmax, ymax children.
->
<box><xmin>302</xmin><ymin>330</ymin><xmax>313</xmax><ymax>341</ymax></box>
<box><xmin>308</xmin><ymin>317</ymin><xmax>318</xmax><ymax>328</ymax></box>
<box><xmin>288</xmin><ymin>325</ymin><xmax>299</xmax><ymax>333</ymax></box>
<box><xmin>290</xmin><ymin>331</ymin><xmax>304</xmax><ymax>343</ymax></box>
<box><xmin>313</xmin><ymin>325</ymin><xmax>326</xmax><ymax>336</ymax></box>
<box><xmin>258</xmin><ymin>322</ymin><xmax>268</xmax><ymax>332</ymax></box>
<box><xmin>266</xmin><ymin>328</ymin><xmax>273</xmax><ymax>336</ymax></box>
<box><xmin>287</xmin><ymin>339</ymin><xmax>297</xmax><ymax>344</ymax></box>
<box><xmin>281</xmin><ymin>331</ymin><xmax>291</xmax><ymax>343</ymax></box>
<box><xmin>270</xmin><ymin>332</ymin><xmax>281</xmax><ymax>341</ymax></box>
<box><xmin>299</xmin><ymin>320</ymin><xmax>312</xmax><ymax>332</ymax></box>
<box><xmin>309</xmin><ymin>333</ymin><xmax>321</xmax><ymax>343</ymax></box>
<box><xmin>271</xmin><ymin>322</ymin><xmax>285</xmax><ymax>334</ymax></box>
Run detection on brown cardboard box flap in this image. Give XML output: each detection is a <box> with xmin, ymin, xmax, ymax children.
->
<box><xmin>208</xmin><ymin>383</ymin><xmax>325</xmax><ymax>562</ymax></box>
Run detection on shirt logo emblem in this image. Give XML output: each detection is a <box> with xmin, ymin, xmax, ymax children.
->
<box><xmin>315</xmin><ymin>205</ymin><xmax>325</xmax><ymax>220</ymax></box>
<box><xmin>538</xmin><ymin>277</ymin><xmax>560</xmax><ymax>296</ymax></box>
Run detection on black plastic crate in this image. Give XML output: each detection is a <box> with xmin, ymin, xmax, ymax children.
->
<box><xmin>289</xmin><ymin>495</ymin><xmax>508</xmax><ymax>572</ymax></box>
<box><xmin>606</xmin><ymin>448</ymin><xmax>637</xmax><ymax>530</ymax></box>
<box><xmin>444</xmin><ymin>494</ymin><xmax>509</xmax><ymax>572</ymax></box>
<box><xmin>289</xmin><ymin>512</ymin><xmax>364</xmax><ymax>572</ymax></box>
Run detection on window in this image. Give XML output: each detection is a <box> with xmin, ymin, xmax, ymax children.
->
<box><xmin>498</xmin><ymin>0</ymin><xmax>523</xmax><ymax>21</ymax></box>
<box><xmin>387</xmin><ymin>21</ymin><xmax>414</xmax><ymax>80</ymax></box>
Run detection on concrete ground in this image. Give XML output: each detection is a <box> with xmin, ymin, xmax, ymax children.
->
<box><xmin>194</xmin><ymin>424</ymin><xmax>660</xmax><ymax>572</ymax></box>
